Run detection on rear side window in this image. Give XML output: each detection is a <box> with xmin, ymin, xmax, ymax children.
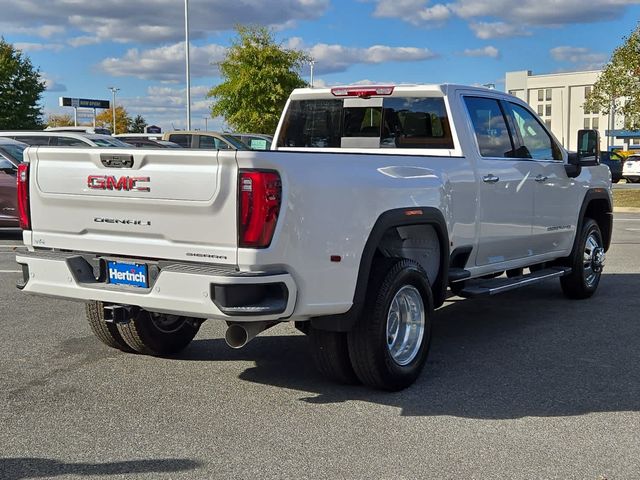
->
<box><xmin>464</xmin><ymin>97</ymin><xmax>514</xmax><ymax>158</ymax></box>
<box><xmin>277</xmin><ymin>97</ymin><xmax>454</xmax><ymax>149</ymax></box>
<box><xmin>198</xmin><ymin>135</ymin><xmax>231</xmax><ymax>150</ymax></box>
<box><xmin>12</xmin><ymin>136</ymin><xmax>50</xmax><ymax>146</ymax></box>
<box><xmin>168</xmin><ymin>134</ymin><xmax>191</xmax><ymax>148</ymax></box>
<box><xmin>57</xmin><ymin>136</ymin><xmax>89</xmax><ymax>146</ymax></box>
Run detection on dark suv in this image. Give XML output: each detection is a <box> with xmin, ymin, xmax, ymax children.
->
<box><xmin>0</xmin><ymin>138</ymin><xmax>27</xmax><ymax>228</ymax></box>
<box><xmin>600</xmin><ymin>151</ymin><xmax>623</xmax><ymax>183</ymax></box>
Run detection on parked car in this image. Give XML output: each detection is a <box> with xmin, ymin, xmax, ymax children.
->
<box><xmin>623</xmin><ymin>154</ymin><xmax>640</xmax><ymax>183</ymax></box>
<box><xmin>114</xmin><ymin>138</ymin><xmax>169</xmax><ymax>148</ymax></box>
<box><xmin>228</xmin><ymin>133</ymin><xmax>273</xmax><ymax>150</ymax></box>
<box><xmin>0</xmin><ymin>131</ymin><xmax>131</xmax><ymax>148</ymax></box>
<box><xmin>45</xmin><ymin>126</ymin><xmax>113</xmax><ymax>136</ymax></box>
<box><xmin>0</xmin><ymin>138</ymin><xmax>27</xmax><ymax>228</ymax></box>
<box><xmin>162</xmin><ymin>131</ymin><xmax>249</xmax><ymax>150</ymax></box>
<box><xmin>600</xmin><ymin>151</ymin><xmax>624</xmax><ymax>183</ymax></box>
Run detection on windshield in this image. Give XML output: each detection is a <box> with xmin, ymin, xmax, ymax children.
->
<box><xmin>0</xmin><ymin>143</ymin><xmax>26</xmax><ymax>163</ymax></box>
<box><xmin>221</xmin><ymin>135</ymin><xmax>250</xmax><ymax>150</ymax></box>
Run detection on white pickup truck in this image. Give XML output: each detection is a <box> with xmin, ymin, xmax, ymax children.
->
<box><xmin>16</xmin><ymin>84</ymin><xmax>612</xmax><ymax>391</ymax></box>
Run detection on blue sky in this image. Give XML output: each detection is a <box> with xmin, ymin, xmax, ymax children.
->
<box><xmin>3</xmin><ymin>0</ymin><xmax>640</xmax><ymax>131</ymax></box>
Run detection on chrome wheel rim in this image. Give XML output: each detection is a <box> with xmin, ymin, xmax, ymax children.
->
<box><xmin>583</xmin><ymin>233</ymin><xmax>605</xmax><ymax>288</ymax></box>
<box><xmin>386</xmin><ymin>285</ymin><xmax>425</xmax><ymax>366</ymax></box>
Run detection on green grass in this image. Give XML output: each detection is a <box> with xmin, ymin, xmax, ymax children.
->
<box><xmin>613</xmin><ymin>189</ymin><xmax>640</xmax><ymax>208</ymax></box>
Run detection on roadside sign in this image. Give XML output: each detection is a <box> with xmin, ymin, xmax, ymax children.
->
<box><xmin>59</xmin><ymin>97</ymin><xmax>110</xmax><ymax>109</ymax></box>
<box><xmin>145</xmin><ymin>125</ymin><xmax>162</xmax><ymax>134</ymax></box>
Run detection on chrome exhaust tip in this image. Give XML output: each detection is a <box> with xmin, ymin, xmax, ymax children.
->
<box><xmin>224</xmin><ymin>322</ymin><xmax>275</xmax><ymax>349</ymax></box>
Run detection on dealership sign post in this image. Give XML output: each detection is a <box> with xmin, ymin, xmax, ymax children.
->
<box><xmin>59</xmin><ymin>97</ymin><xmax>111</xmax><ymax>127</ymax></box>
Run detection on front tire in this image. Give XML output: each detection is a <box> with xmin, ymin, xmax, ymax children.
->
<box><xmin>85</xmin><ymin>301</ymin><xmax>133</xmax><ymax>352</ymax></box>
<box><xmin>348</xmin><ymin>258</ymin><xmax>433</xmax><ymax>391</ymax></box>
<box><xmin>560</xmin><ymin>218</ymin><xmax>605</xmax><ymax>299</ymax></box>
<box><xmin>117</xmin><ymin>309</ymin><xmax>202</xmax><ymax>356</ymax></box>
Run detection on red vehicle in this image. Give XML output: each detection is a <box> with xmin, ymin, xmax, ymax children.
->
<box><xmin>0</xmin><ymin>138</ymin><xmax>27</xmax><ymax>228</ymax></box>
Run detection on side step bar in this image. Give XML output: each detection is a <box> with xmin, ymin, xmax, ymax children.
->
<box><xmin>457</xmin><ymin>267</ymin><xmax>571</xmax><ymax>298</ymax></box>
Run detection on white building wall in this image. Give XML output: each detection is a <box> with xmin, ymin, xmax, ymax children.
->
<box><xmin>505</xmin><ymin>70</ymin><xmax>622</xmax><ymax>151</ymax></box>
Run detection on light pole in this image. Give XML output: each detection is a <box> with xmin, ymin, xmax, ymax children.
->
<box><xmin>108</xmin><ymin>86</ymin><xmax>120</xmax><ymax>135</ymax></box>
<box><xmin>203</xmin><ymin>116</ymin><xmax>209</xmax><ymax>131</ymax></box>
<box><xmin>309</xmin><ymin>59</ymin><xmax>315</xmax><ymax>88</ymax></box>
<box><xmin>184</xmin><ymin>0</ymin><xmax>192</xmax><ymax>130</ymax></box>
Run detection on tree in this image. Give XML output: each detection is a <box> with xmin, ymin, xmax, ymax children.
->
<box><xmin>585</xmin><ymin>24</ymin><xmax>640</xmax><ymax>130</ymax></box>
<box><xmin>95</xmin><ymin>106</ymin><xmax>131</xmax><ymax>134</ymax></box>
<box><xmin>0</xmin><ymin>38</ymin><xmax>46</xmax><ymax>129</ymax></box>
<box><xmin>129</xmin><ymin>114</ymin><xmax>147</xmax><ymax>133</ymax></box>
<box><xmin>207</xmin><ymin>25</ymin><xmax>309</xmax><ymax>134</ymax></box>
<box><xmin>46</xmin><ymin>113</ymin><xmax>74</xmax><ymax>128</ymax></box>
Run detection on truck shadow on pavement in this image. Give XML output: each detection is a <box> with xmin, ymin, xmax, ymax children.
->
<box><xmin>184</xmin><ymin>273</ymin><xmax>640</xmax><ymax>418</ymax></box>
<box><xmin>0</xmin><ymin>457</ymin><xmax>201</xmax><ymax>480</ymax></box>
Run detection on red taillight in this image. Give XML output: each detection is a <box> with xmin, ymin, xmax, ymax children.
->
<box><xmin>238</xmin><ymin>170</ymin><xmax>281</xmax><ymax>248</ymax></box>
<box><xmin>331</xmin><ymin>86</ymin><xmax>395</xmax><ymax>97</ymax></box>
<box><xmin>17</xmin><ymin>163</ymin><xmax>30</xmax><ymax>230</ymax></box>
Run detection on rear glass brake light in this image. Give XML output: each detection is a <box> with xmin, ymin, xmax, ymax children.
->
<box><xmin>17</xmin><ymin>163</ymin><xmax>30</xmax><ymax>230</ymax></box>
<box><xmin>331</xmin><ymin>86</ymin><xmax>395</xmax><ymax>97</ymax></box>
<box><xmin>238</xmin><ymin>170</ymin><xmax>281</xmax><ymax>248</ymax></box>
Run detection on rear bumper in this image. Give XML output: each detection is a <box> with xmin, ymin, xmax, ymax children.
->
<box><xmin>16</xmin><ymin>250</ymin><xmax>297</xmax><ymax>322</ymax></box>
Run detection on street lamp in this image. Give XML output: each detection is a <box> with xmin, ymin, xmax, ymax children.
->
<box><xmin>203</xmin><ymin>116</ymin><xmax>209</xmax><ymax>131</ymax></box>
<box><xmin>108</xmin><ymin>86</ymin><xmax>120</xmax><ymax>135</ymax></box>
<box><xmin>309</xmin><ymin>59</ymin><xmax>316</xmax><ymax>88</ymax></box>
<box><xmin>184</xmin><ymin>0</ymin><xmax>192</xmax><ymax>130</ymax></box>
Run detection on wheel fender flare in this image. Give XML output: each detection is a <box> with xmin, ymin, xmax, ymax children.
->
<box><xmin>311</xmin><ymin>207</ymin><xmax>449</xmax><ymax>332</ymax></box>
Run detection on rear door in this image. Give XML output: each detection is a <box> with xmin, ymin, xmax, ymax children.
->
<box><xmin>463</xmin><ymin>95</ymin><xmax>536</xmax><ymax>266</ymax></box>
<box><xmin>29</xmin><ymin>148</ymin><xmax>238</xmax><ymax>265</ymax></box>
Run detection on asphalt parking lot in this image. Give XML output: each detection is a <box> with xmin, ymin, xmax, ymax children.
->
<box><xmin>1</xmin><ymin>216</ymin><xmax>639</xmax><ymax>480</ymax></box>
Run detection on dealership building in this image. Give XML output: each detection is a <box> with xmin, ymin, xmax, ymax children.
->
<box><xmin>505</xmin><ymin>70</ymin><xmax>638</xmax><ymax>152</ymax></box>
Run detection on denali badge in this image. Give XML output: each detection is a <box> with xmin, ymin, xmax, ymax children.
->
<box><xmin>94</xmin><ymin>217</ymin><xmax>151</xmax><ymax>226</ymax></box>
<box><xmin>87</xmin><ymin>175</ymin><xmax>150</xmax><ymax>192</ymax></box>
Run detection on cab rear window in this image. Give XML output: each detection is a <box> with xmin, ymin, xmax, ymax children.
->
<box><xmin>277</xmin><ymin>97</ymin><xmax>453</xmax><ymax>149</ymax></box>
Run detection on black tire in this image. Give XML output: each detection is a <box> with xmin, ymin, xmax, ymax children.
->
<box><xmin>560</xmin><ymin>218</ymin><xmax>605</xmax><ymax>299</ymax></box>
<box><xmin>348</xmin><ymin>258</ymin><xmax>433</xmax><ymax>391</ymax></box>
<box><xmin>85</xmin><ymin>301</ymin><xmax>133</xmax><ymax>352</ymax></box>
<box><xmin>308</xmin><ymin>328</ymin><xmax>360</xmax><ymax>384</ymax></box>
<box><xmin>117</xmin><ymin>309</ymin><xmax>201</xmax><ymax>356</ymax></box>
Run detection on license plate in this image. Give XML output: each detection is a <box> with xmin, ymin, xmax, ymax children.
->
<box><xmin>107</xmin><ymin>261</ymin><xmax>149</xmax><ymax>288</ymax></box>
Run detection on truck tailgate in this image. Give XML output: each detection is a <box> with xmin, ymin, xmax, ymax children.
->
<box><xmin>27</xmin><ymin>147</ymin><xmax>238</xmax><ymax>265</ymax></box>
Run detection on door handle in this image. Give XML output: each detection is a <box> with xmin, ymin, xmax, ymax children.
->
<box><xmin>535</xmin><ymin>174</ymin><xmax>548</xmax><ymax>182</ymax></box>
<box><xmin>482</xmin><ymin>174</ymin><xmax>499</xmax><ymax>184</ymax></box>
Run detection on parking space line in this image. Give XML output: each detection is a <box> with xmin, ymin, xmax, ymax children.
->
<box><xmin>0</xmin><ymin>270</ymin><xmax>20</xmax><ymax>273</ymax></box>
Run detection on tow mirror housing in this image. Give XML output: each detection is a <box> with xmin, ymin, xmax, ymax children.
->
<box><xmin>577</xmin><ymin>129</ymin><xmax>600</xmax><ymax>164</ymax></box>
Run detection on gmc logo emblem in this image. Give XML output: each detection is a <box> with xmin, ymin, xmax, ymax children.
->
<box><xmin>87</xmin><ymin>175</ymin><xmax>151</xmax><ymax>192</ymax></box>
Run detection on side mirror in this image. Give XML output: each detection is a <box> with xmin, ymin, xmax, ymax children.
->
<box><xmin>577</xmin><ymin>129</ymin><xmax>600</xmax><ymax>165</ymax></box>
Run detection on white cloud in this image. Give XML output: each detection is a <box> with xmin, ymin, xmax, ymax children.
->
<box><xmin>373</xmin><ymin>0</ymin><xmax>451</xmax><ymax>25</ymax></box>
<box><xmin>99</xmin><ymin>42</ymin><xmax>227</xmax><ymax>81</ymax></box>
<box><xmin>14</xmin><ymin>42</ymin><xmax>65</xmax><ymax>53</ymax></box>
<box><xmin>289</xmin><ymin>38</ymin><xmax>437</xmax><ymax>74</ymax></box>
<box><xmin>41</xmin><ymin>73</ymin><xmax>67</xmax><ymax>92</ymax></box>
<box><xmin>0</xmin><ymin>0</ymin><xmax>330</xmax><ymax>45</ymax></box>
<box><xmin>451</xmin><ymin>0</ymin><xmax>640</xmax><ymax>25</ymax></box>
<box><xmin>4</xmin><ymin>25</ymin><xmax>65</xmax><ymax>38</ymax></box>
<box><xmin>550</xmin><ymin>46</ymin><xmax>608</xmax><ymax>70</ymax></box>
<box><xmin>120</xmin><ymin>85</ymin><xmax>219</xmax><ymax>131</ymax></box>
<box><xmin>67</xmin><ymin>36</ymin><xmax>101</xmax><ymax>48</ymax></box>
<box><xmin>368</xmin><ymin>0</ymin><xmax>639</xmax><ymax>37</ymax></box>
<box><xmin>462</xmin><ymin>46</ymin><xmax>500</xmax><ymax>58</ymax></box>
<box><xmin>469</xmin><ymin>22</ymin><xmax>531</xmax><ymax>40</ymax></box>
